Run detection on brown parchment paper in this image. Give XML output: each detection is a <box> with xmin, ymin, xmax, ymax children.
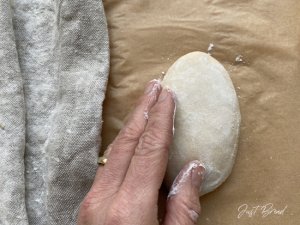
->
<box><xmin>101</xmin><ymin>0</ymin><xmax>300</xmax><ymax>224</ymax></box>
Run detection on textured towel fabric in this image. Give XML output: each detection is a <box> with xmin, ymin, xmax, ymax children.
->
<box><xmin>0</xmin><ymin>0</ymin><xmax>109</xmax><ymax>224</ymax></box>
<box><xmin>0</xmin><ymin>1</ymin><xmax>28</xmax><ymax>224</ymax></box>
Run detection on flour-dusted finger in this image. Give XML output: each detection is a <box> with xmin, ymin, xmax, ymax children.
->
<box><xmin>164</xmin><ymin>161</ymin><xmax>205</xmax><ymax>225</ymax></box>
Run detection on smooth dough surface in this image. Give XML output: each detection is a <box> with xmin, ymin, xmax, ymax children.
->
<box><xmin>162</xmin><ymin>51</ymin><xmax>241</xmax><ymax>196</ymax></box>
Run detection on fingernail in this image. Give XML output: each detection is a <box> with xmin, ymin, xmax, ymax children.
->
<box><xmin>191</xmin><ymin>161</ymin><xmax>206</xmax><ymax>190</ymax></box>
<box><xmin>144</xmin><ymin>79</ymin><xmax>161</xmax><ymax>94</ymax></box>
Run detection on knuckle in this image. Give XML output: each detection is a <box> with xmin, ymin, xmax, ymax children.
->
<box><xmin>181</xmin><ymin>198</ymin><xmax>201</xmax><ymax>224</ymax></box>
<box><xmin>105</xmin><ymin>204</ymin><xmax>129</xmax><ymax>225</ymax></box>
<box><xmin>78</xmin><ymin>196</ymin><xmax>98</xmax><ymax>223</ymax></box>
<box><xmin>149</xmin><ymin>117</ymin><xmax>173</xmax><ymax>139</ymax></box>
<box><xmin>152</xmin><ymin>97</ymin><xmax>175</xmax><ymax>115</ymax></box>
<box><xmin>80</xmin><ymin>191</ymin><xmax>101</xmax><ymax>208</ymax></box>
<box><xmin>118</xmin><ymin>124</ymin><xmax>141</xmax><ymax>142</ymax></box>
<box><xmin>105</xmin><ymin>215</ymin><xmax>123</xmax><ymax>225</ymax></box>
<box><xmin>137</xmin><ymin>129</ymin><xmax>169</xmax><ymax>154</ymax></box>
<box><xmin>77</xmin><ymin>208</ymin><xmax>91</xmax><ymax>224</ymax></box>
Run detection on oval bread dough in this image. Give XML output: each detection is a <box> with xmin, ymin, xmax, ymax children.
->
<box><xmin>162</xmin><ymin>51</ymin><xmax>241</xmax><ymax>196</ymax></box>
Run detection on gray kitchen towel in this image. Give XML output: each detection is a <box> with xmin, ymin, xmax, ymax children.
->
<box><xmin>0</xmin><ymin>1</ymin><xmax>28</xmax><ymax>224</ymax></box>
<box><xmin>0</xmin><ymin>0</ymin><xmax>110</xmax><ymax>224</ymax></box>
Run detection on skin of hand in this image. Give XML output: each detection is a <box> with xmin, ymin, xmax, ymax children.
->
<box><xmin>77</xmin><ymin>79</ymin><xmax>206</xmax><ymax>225</ymax></box>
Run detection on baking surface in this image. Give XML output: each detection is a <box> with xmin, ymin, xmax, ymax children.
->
<box><xmin>101</xmin><ymin>0</ymin><xmax>300</xmax><ymax>224</ymax></box>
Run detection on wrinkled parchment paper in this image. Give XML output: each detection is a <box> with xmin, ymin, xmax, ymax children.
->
<box><xmin>102</xmin><ymin>1</ymin><xmax>300</xmax><ymax>224</ymax></box>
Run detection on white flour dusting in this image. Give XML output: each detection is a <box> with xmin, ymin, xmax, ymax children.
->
<box><xmin>143</xmin><ymin>111</ymin><xmax>149</xmax><ymax>120</ymax></box>
<box><xmin>172</xmin><ymin>102</ymin><xmax>176</xmax><ymax>135</ymax></box>
<box><xmin>168</xmin><ymin>161</ymin><xmax>205</xmax><ymax>199</ymax></box>
<box><xmin>143</xmin><ymin>79</ymin><xmax>161</xmax><ymax>120</ymax></box>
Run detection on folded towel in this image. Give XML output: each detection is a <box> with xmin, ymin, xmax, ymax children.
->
<box><xmin>0</xmin><ymin>0</ymin><xmax>109</xmax><ymax>224</ymax></box>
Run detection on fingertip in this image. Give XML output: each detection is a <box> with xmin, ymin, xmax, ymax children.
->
<box><xmin>168</xmin><ymin>160</ymin><xmax>205</xmax><ymax>199</ymax></box>
<box><xmin>191</xmin><ymin>161</ymin><xmax>206</xmax><ymax>192</ymax></box>
<box><xmin>144</xmin><ymin>79</ymin><xmax>161</xmax><ymax>95</ymax></box>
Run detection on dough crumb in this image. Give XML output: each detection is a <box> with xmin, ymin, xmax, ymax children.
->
<box><xmin>207</xmin><ymin>43</ymin><xmax>214</xmax><ymax>54</ymax></box>
<box><xmin>235</xmin><ymin>55</ymin><xmax>244</xmax><ymax>63</ymax></box>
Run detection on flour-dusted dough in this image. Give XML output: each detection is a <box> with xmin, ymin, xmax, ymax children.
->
<box><xmin>162</xmin><ymin>52</ymin><xmax>241</xmax><ymax>195</ymax></box>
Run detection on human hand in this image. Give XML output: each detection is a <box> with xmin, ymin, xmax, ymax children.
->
<box><xmin>77</xmin><ymin>79</ymin><xmax>205</xmax><ymax>225</ymax></box>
